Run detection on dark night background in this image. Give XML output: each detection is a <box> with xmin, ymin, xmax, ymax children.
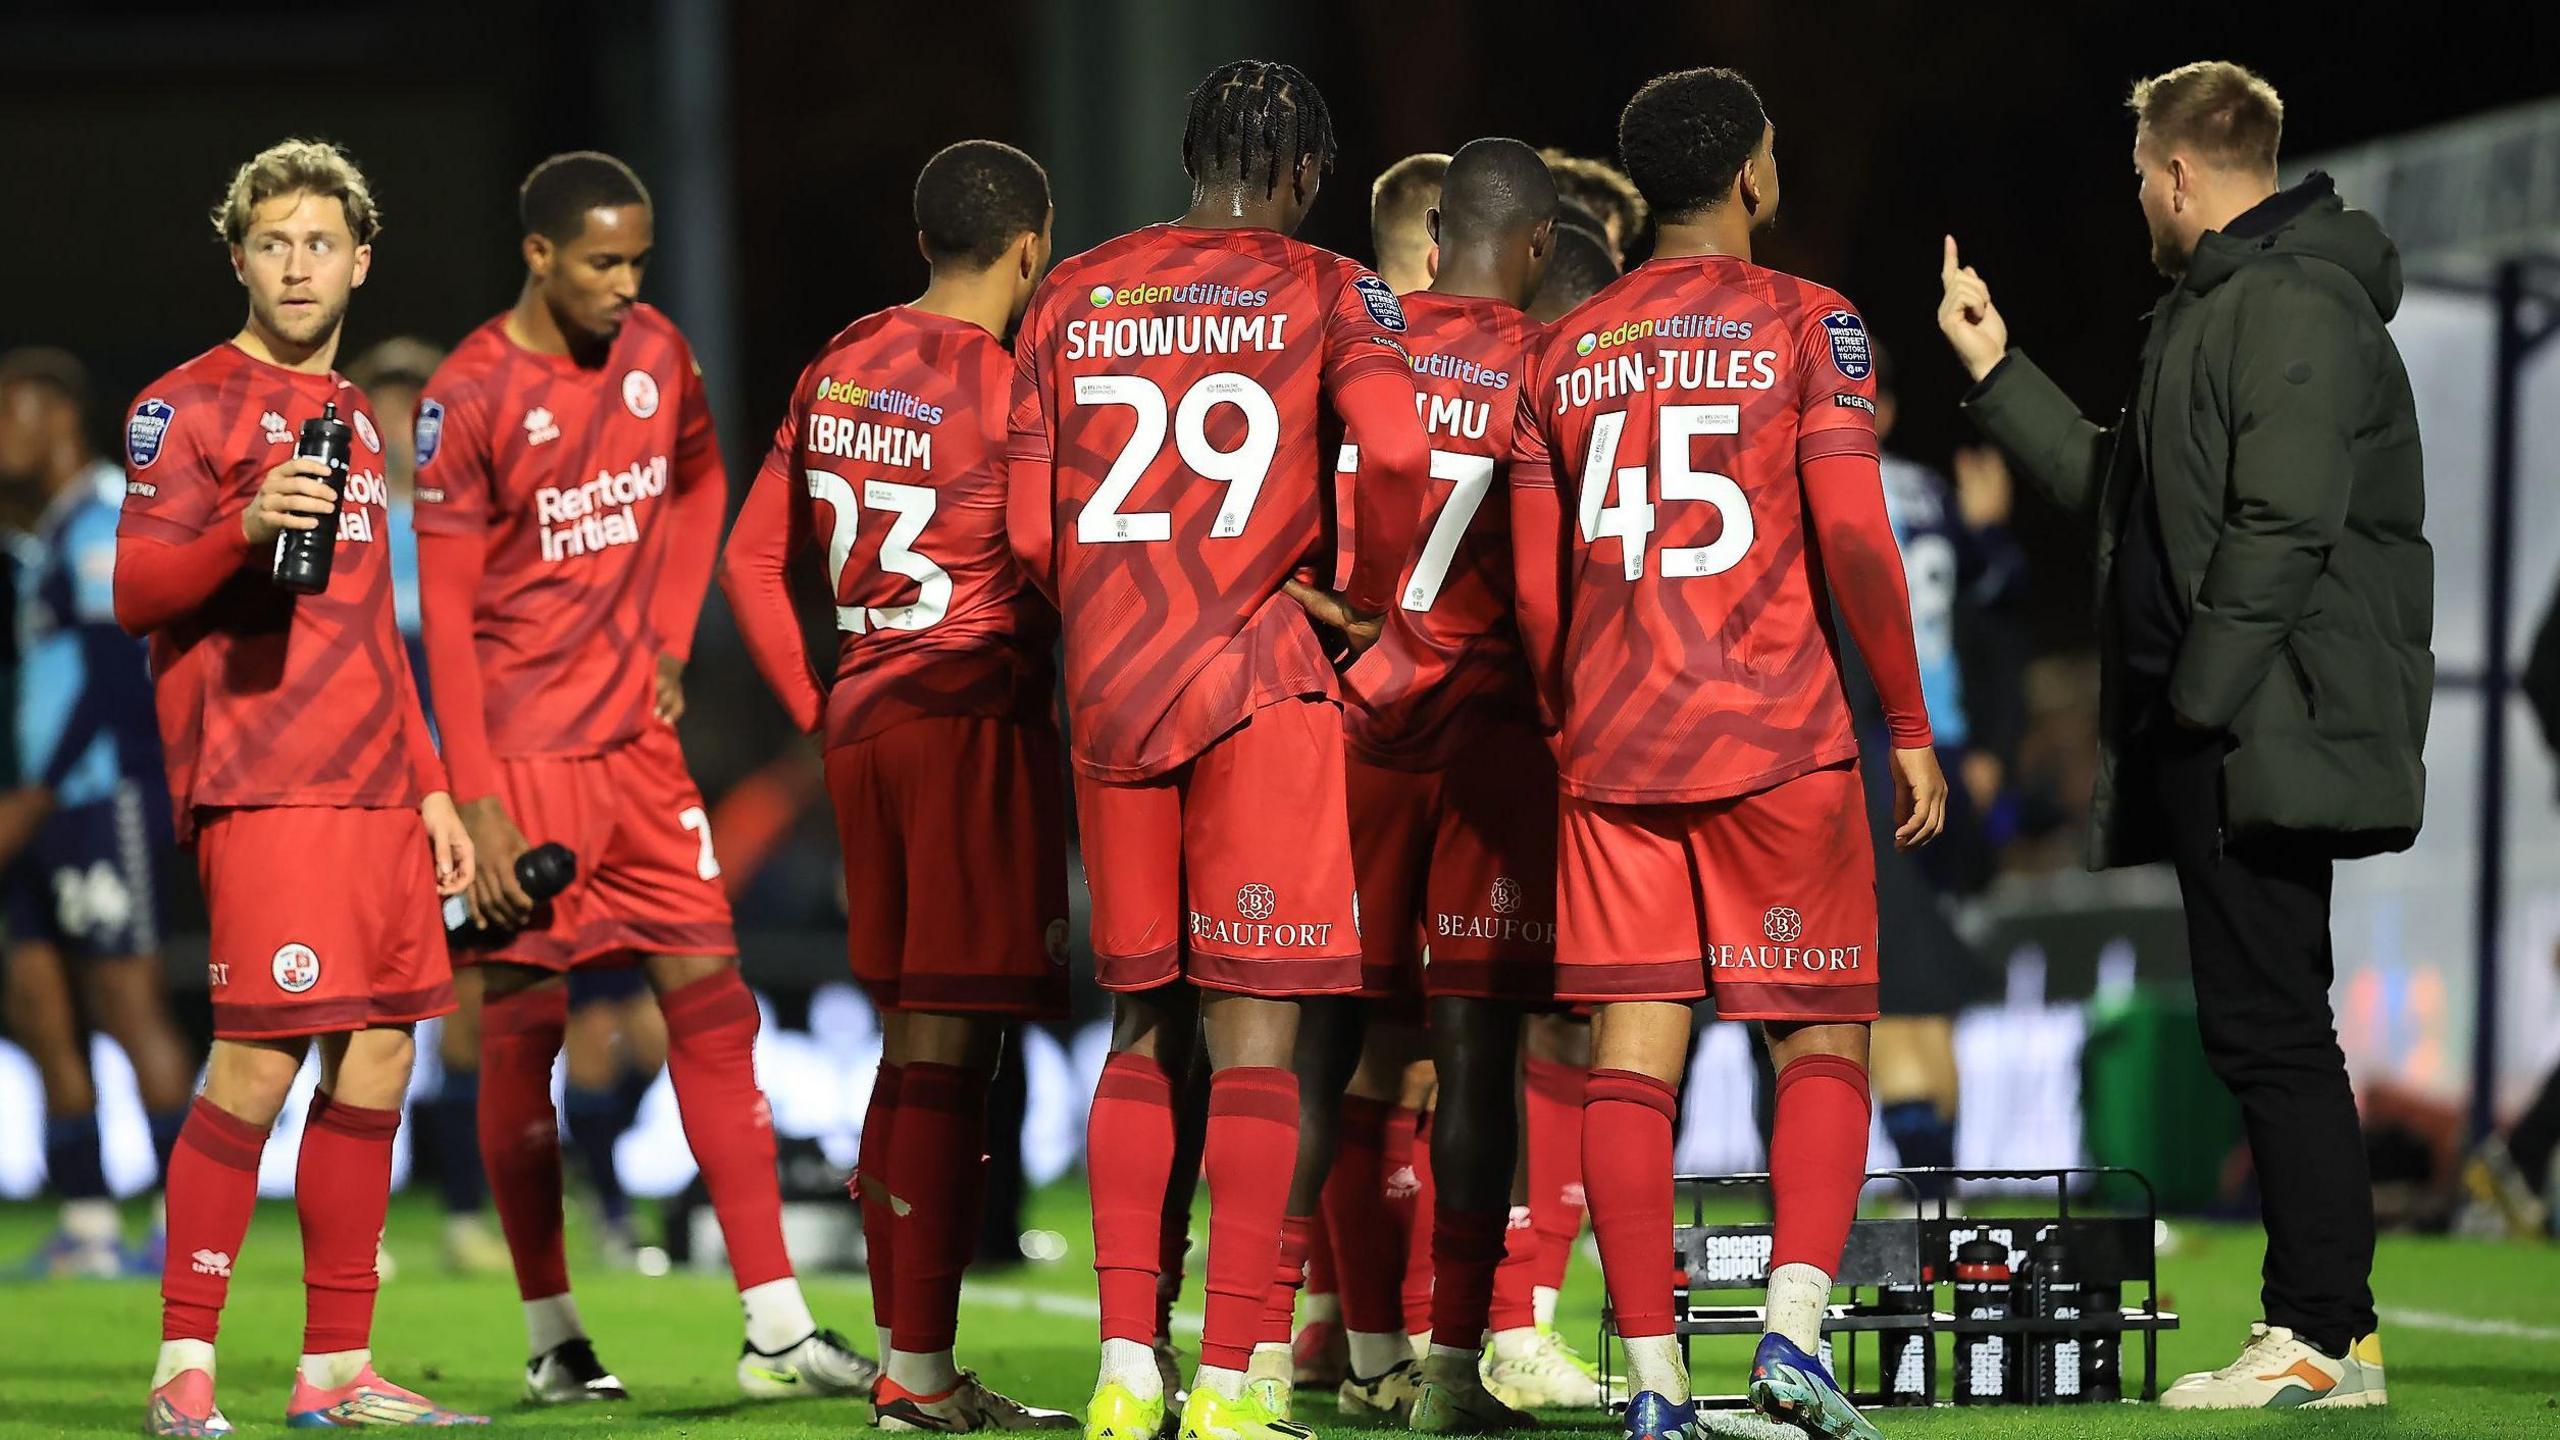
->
<box><xmin>4</xmin><ymin>0</ymin><xmax>2555</xmax><ymax>790</ymax></box>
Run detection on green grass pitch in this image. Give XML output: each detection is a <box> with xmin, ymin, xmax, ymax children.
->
<box><xmin>1</xmin><ymin>1184</ymin><xmax>2554</xmax><ymax>1437</ymax></box>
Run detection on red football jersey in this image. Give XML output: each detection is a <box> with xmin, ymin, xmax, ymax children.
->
<box><xmin>1340</xmin><ymin>292</ymin><xmax>1543</xmax><ymax>770</ymax></box>
<box><xmin>116</xmin><ymin>345</ymin><xmax>428</xmax><ymax>836</ymax></box>
<box><xmin>1511</xmin><ymin>254</ymin><xmax>1882</xmax><ymax>804</ymax></box>
<box><xmin>1008</xmin><ymin>224</ymin><xmax>1414</xmax><ymax>781</ymax></box>
<box><xmin>732</xmin><ymin>306</ymin><xmax>1056</xmax><ymax>748</ymax></box>
<box><xmin>411</xmin><ymin>304</ymin><xmax>721</xmax><ymax>758</ymax></box>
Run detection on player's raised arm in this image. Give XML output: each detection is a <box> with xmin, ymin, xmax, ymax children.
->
<box><xmin>649</xmin><ymin>352</ymin><xmax>727</xmax><ymax>675</ymax></box>
<box><xmin>718</xmin><ymin>411</ymin><xmax>825</xmax><ymax>735</ymax></box>
<box><xmin>1793</xmin><ymin>304</ymin><xmax>1944</xmax><ymax>847</ymax></box>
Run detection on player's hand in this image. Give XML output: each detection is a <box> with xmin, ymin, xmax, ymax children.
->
<box><xmin>460</xmin><ymin>795</ymin><xmax>536</xmax><ymax>928</ymax></box>
<box><xmin>1936</xmin><ymin>236</ymin><xmax>2010</xmax><ymax>383</ymax></box>
<box><xmin>420</xmin><ymin>791</ymin><xmax>476</xmax><ymax>899</ymax></box>
<box><xmin>654</xmin><ymin>652</ymin><xmax>686</xmax><ymax>724</ymax></box>
<box><xmin>242</xmin><ymin>457</ymin><xmax>340</xmax><ymax>547</ymax></box>
<box><xmin>1283</xmin><ymin>579</ymin><xmax>1385</xmax><ymax>657</ymax></box>
<box><xmin>1952</xmin><ymin>444</ymin><xmax>2014</xmax><ymax>530</ymax></box>
<box><xmin>1889</xmin><ymin>745</ymin><xmax>1950</xmax><ymax>851</ymax></box>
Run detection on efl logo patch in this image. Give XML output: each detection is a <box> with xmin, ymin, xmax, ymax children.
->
<box><xmin>128</xmin><ymin>398</ymin><xmax>174</xmax><ymax>468</ymax></box>
<box><xmin>415</xmin><ymin>399</ymin><xmax>445</xmax><ymax>468</ymax></box>
<box><xmin>352</xmin><ymin>408</ymin><xmax>381</xmax><ymax>453</ymax></box>
<box><xmin>1353</xmin><ymin>273</ymin><xmax>1407</xmax><ymax>332</ymax></box>
<box><xmin>1821</xmin><ymin>310</ymin><xmax>1871</xmax><ymax>380</ymax></box>
<box><xmin>271</xmin><ymin>942</ymin><xmax>321</xmax><ymax>994</ymax></box>
<box><xmin>623</xmin><ymin>369</ymin><xmax>660</xmax><ymax>418</ymax></box>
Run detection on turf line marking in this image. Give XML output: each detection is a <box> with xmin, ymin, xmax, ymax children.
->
<box><xmin>962</xmin><ymin>1281</ymin><xmax>1203</xmax><ymax>1336</ymax></box>
<box><xmin>2381</xmin><ymin>1307</ymin><xmax>2560</xmax><ymax>1342</ymax></box>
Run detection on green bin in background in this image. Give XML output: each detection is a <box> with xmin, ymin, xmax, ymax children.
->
<box><xmin>2080</xmin><ymin>987</ymin><xmax>2245</xmax><ymax>1211</ymax></box>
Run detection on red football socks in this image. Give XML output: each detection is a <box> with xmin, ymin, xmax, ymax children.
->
<box><xmin>160</xmin><ymin>1097</ymin><xmax>270</xmax><ymax>1343</ymax></box>
<box><xmin>1525</xmin><ymin>1055</ymin><xmax>1590</xmax><ymax>1294</ymax></box>
<box><xmin>1487</xmin><ymin>1204</ymin><xmax>1540</xmax><ymax>1333</ymax></box>
<box><xmin>1318</xmin><ymin>1095</ymin><xmax>1404</xmax><ymax>1334</ymax></box>
<box><xmin>1262</xmin><ymin>1213</ymin><xmax>1314</xmax><ymax>1346</ymax></box>
<box><xmin>1427</xmin><ymin>1203</ymin><xmax>1510</xmax><ymax>1352</ymax></box>
<box><xmin>297</xmin><ymin>1092</ymin><xmax>401</xmax><ymax>1354</ymax></box>
<box><xmin>479</xmin><ymin>983</ymin><xmax>571</xmax><ymax>1301</ymax></box>
<box><xmin>1200</xmin><ymin>1067</ymin><xmax>1299</xmax><ymax>1370</ymax></box>
<box><xmin>660</xmin><ymin>969</ymin><xmax>794</xmax><ymax>1292</ymax></box>
<box><xmin>1583</xmin><ymin>1068</ymin><xmax>1678</xmax><ymax>1338</ymax></box>
<box><xmin>1399</xmin><ymin>1107</ymin><xmax>1436</xmax><ymax>1333</ymax></box>
<box><xmin>859</xmin><ymin>1062</ymin><xmax>904</xmax><ymax>1339</ymax></box>
<box><xmin>1769</xmin><ymin>1053</ymin><xmax>1871</xmax><ymax>1273</ymax></box>
<box><xmin>1089</xmin><ymin>1051</ymin><xmax>1177</xmax><ymax>1346</ymax></box>
<box><xmin>890</xmin><ymin>1061</ymin><xmax>992</xmax><ymax>1354</ymax></box>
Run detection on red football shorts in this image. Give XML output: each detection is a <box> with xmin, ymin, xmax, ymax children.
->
<box><xmin>468</xmin><ymin>723</ymin><xmax>737</xmax><ymax>971</ymax></box>
<box><xmin>197</xmin><ymin>805</ymin><xmax>454</xmax><ymax>1039</ymax></box>
<box><xmin>824</xmin><ymin>714</ymin><xmax>1070</xmax><ymax>1018</ymax></box>
<box><xmin>1074</xmin><ymin>698</ymin><xmax>1362</xmax><ymax>998</ymax></box>
<box><xmin>1555</xmin><ymin>761</ymin><xmax>1878</xmax><ymax>1022</ymax></box>
<box><xmin>1349</xmin><ymin>718</ymin><xmax>1559</xmax><ymax>1009</ymax></box>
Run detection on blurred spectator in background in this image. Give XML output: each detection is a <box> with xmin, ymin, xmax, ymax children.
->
<box><xmin>2460</xmin><ymin>578</ymin><xmax>2560</xmax><ymax>1239</ymax></box>
<box><xmin>1528</xmin><ymin>203</ymin><xmax>1618</xmax><ymax>324</ymax></box>
<box><xmin>1369</xmin><ymin>152</ymin><xmax>1448</xmax><ymax>295</ymax></box>
<box><xmin>348</xmin><ymin>337</ymin><xmax>514</xmax><ymax>1274</ymax></box>
<box><xmin>0</xmin><ymin>345</ymin><xmax>193</xmax><ymax>1277</ymax></box>
<box><xmin>1849</xmin><ymin>340</ymin><xmax>2027</xmax><ymax>1198</ymax></box>
<box><xmin>1537</xmin><ymin>149</ymin><xmax>1648</xmax><ymax>262</ymax></box>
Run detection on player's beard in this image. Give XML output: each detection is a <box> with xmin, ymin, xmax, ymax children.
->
<box><xmin>2148</xmin><ymin>221</ymin><xmax>2189</xmax><ymax>277</ymax></box>
<box><xmin>253</xmin><ymin>290</ymin><xmax>350</xmax><ymax>352</ymax></box>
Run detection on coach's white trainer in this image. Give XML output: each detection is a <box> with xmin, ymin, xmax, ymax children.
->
<box><xmin>738</xmin><ymin>1326</ymin><xmax>883</xmax><ymax>1399</ymax></box>
<box><xmin>2160</xmin><ymin>1324</ymin><xmax>2386</xmax><ymax>1409</ymax></box>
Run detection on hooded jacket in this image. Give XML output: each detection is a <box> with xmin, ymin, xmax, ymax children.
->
<box><xmin>1963</xmin><ymin>173</ymin><xmax>2433</xmax><ymax>868</ymax></box>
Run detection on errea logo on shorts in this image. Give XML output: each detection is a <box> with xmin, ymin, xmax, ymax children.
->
<box><xmin>271</xmin><ymin>943</ymin><xmax>321</xmax><ymax>994</ymax></box>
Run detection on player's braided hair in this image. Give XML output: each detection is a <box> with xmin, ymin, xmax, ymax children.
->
<box><xmin>1180</xmin><ymin>60</ymin><xmax>1337</xmax><ymax>196</ymax></box>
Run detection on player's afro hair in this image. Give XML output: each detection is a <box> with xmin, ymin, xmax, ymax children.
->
<box><xmin>915</xmin><ymin>140</ymin><xmax>1051</xmax><ymax>268</ymax></box>
<box><xmin>1182</xmin><ymin>60</ymin><xmax>1337</xmax><ymax>196</ymax></box>
<box><xmin>1437</xmin><ymin>137</ymin><xmax>1559</xmax><ymax>246</ymax></box>
<box><xmin>519</xmin><ymin>151</ymin><xmax>651</xmax><ymax>242</ymax></box>
<box><xmin>1616</xmin><ymin>67</ymin><xmax>1768</xmax><ymax>222</ymax></box>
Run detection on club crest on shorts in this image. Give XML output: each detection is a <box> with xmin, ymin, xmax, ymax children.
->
<box><xmin>127</xmin><ymin>398</ymin><xmax>174</xmax><ymax>468</ymax></box>
<box><xmin>1762</xmin><ymin>906</ymin><xmax>1805</xmax><ymax>945</ymax></box>
<box><xmin>271</xmin><ymin>942</ymin><xmax>322</xmax><ymax>994</ymax></box>
<box><xmin>1236</xmin><ymin>883</ymin><xmax>1278</xmax><ymax>922</ymax></box>
<box><xmin>1045</xmin><ymin>918</ymin><xmax>1070</xmax><ymax>966</ymax></box>
<box><xmin>1490</xmin><ymin>876</ymin><xmax>1523</xmax><ymax>915</ymax></box>
<box><xmin>622</xmin><ymin>368</ymin><xmax>660</xmax><ymax>418</ymax></box>
<box><xmin>1821</xmin><ymin>310</ymin><xmax>1871</xmax><ymax>380</ymax></box>
<box><xmin>1353</xmin><ymin>273</ymin><xmax>1407</xmax><ymax>332</ymax></box>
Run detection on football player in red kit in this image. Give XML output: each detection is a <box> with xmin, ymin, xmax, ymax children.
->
<box><xmin>1326</xmin><ymin>136</ymin><xmax>1561</xmax><ymax>1436</ymax></box>
<box><xmin>1006</xmin><ymin>59</ymin><xmax>1431</xmax><ymax>1440</ymax></box>
<box><xmin>119</xmin><ymin>139</ymin><xmax>482</xmax><ymax>1433</ymax></box>
<box><xmin>414</xmin><ymin>152</ymin><xmax>875</xmax><ymax>1404</ymax></box>
<box><xmin>1509</xmin><ymin>70</ymin><xmax>1945</xmax><ymax>1440</ymax></box>
<box><xmin>722</xmin><ymin>139</ymin><xmax>1076</xmax><ymax>1434</ymax></box>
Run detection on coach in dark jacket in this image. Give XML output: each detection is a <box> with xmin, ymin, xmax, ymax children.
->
<box><xmin>1938</xmin><ymin>62</ymin><xmax>2430</xmax><ymax>1408</ymax></box>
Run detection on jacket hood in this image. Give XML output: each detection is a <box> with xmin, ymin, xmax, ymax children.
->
<box><xmin>2183</xmin><ymin>171</ymin><xmax>2403</xmax><ymax>321</ymax></box>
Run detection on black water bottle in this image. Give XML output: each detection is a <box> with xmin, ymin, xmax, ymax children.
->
<box><xmin>272</xmin><ymin>401</ymin><xmax>353</xmax><ymax>594</ymax></box>
<box><xmin>2085</xmin><ymin>1280</ymin><xmax>2123</xmax><ymax>1403</ymax></box>
<box><xmin>1879</xmin><ymin>1276</ymin><xmax>1936</xmax><ymax>1406</ymax></box>
<box><xmin>2029</xmin><ymin>1234</ymin><xmax>2087</xmax><ymax>1403</ymax></box>
<box><xmin>1953</xmin><ymin>1236</ymin><xmax>2014</xmax><ymax>1405</ymax></box>
<box><xmin>444</xmin><ymin>842</ymin><xmax>578</xmax><ymax>945</ymax></box>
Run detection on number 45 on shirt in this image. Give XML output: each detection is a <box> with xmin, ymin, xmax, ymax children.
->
<box><xmin>1577</xmin><ymin>404</ymin><xmax>1754</xmax><ymax>581</ymax></box>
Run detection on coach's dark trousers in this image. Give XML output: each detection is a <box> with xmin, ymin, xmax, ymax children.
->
<box><xmin>2144</xmin><ymin>723</ymin><xmax>2379</xmax><ymax>1357</ymax></box>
